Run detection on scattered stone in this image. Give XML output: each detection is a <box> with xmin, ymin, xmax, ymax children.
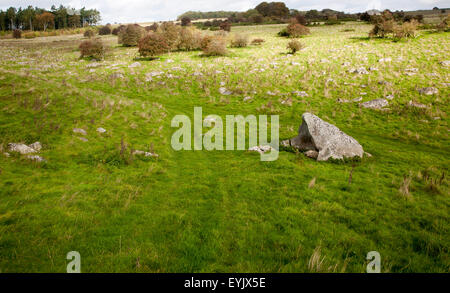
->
<box><xmin>109</xmin><ymin>72</ymin><xmax>124</xmax><ymax>80</ymax></box>
<box><xmin>28</xmin><ymin>142</ymin><xmax>42</xmax><ymax>151</ymax></box>
<box><xmin>4</xmin><ymin>152</ymin><xmax>10</xmax><ymax>157</ymax></box>
<box><xmin>408</xmin><ymin>101</ymin><xmax>428</xmax><ymax>109</ymax></box>
<box><xmin>361</xmin><ymin>99</ymin><xmax>389</xmax><ymax>109</ymax></box>
<box><xmin>305</xmin><ymin>150</ymin><xmax>319</xmax><ymax>159</ymax></box>
<box><xmin>8</xmin><ymin>143</ymin><xmax>36</xmax><ymax>154</ymax></box>
<box><xmin>219</xmin><ymin>87</ymin><xmax>232</xmax><ymax>95</ymax></box>
<box><xmin>73</xmin><ymin>128</ymin><xmax>87</xmax><ymax>135</ymax></box>
<box><xmin>78</xmin><ymin>137</ymin><xmax>88</xmax><ymax>142</ymax></box>
<box><xmin>368</xmin><ymin>67</ymin><xmax>378</xmax><ymax>71</ymax></box>
<box><xmin>132</xmin><ymin>150</ymin><xmax>159</xmax><ymax>158</ymax></box>
<box><xmin>292</xmin><ymin>91</ymin><xmax>308</xmax><ymax>97</ymax></box>
<box><xmin>243</xmin><ymin>96</ymin><xmax>252</xmax><ymax>102</ymax></box>
<box><xmin>128</xmin><ymin>62</ymin><xmax>141</xmax><ymax>68</ymax></box>
<box><xmin>439</xmin><ymin>60</ymin><xmax>450</xmax><ymax>67</ymax></box>
<box><xmin>28</xmin><ymin>155</ymin><xmax>46</xmax><ymax>162</ymax></box>
<box><xmin>378</xmin><ymin>80</ymin><xmax>392</xmax><ymax>86</ymax></box>
<box><xmin>285</xmin><ymin>113</ymin><xmax>364</xmax><ymax>161</ymax></box>
<box><xmin>378</xmin><ymin>58</ymin><xmax>392</xmax><ymax>63</ymax></box>
<box><xmin>86</xmin><ymin>62</ymin><xmax>102</xmax><ymax>68</ymax></box>
<box><xmin>349</xmin><ymin>67</ymin><xmax>369</xmax><ymax>74</ymax></box>
<box><xmin>342</xmin><ymin>62</ymin><xmax>351</xmax><ymax>66</ymax></box>
<box><xmin>249</xmin><ymin>145</ymin><xmax>274</xmax><ymax>154</ymax></box>
<box><xmin>97</xmin><ymin>127</ymin><xmax>107</xmax><ymax>133</ymax></box>
<box><xmin>364</xmin><ymin>152</ymin><xmax>372</xmax><ymax>158</ymax></box>
<box><xmin>418</xmin><ymin>87</ymin><xmax>438</xmax><ymax>95</ymax></box>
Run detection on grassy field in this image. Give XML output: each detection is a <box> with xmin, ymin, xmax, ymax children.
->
<box><xmin>0</xmin><ymin>22</ymin><xmax>448</xmax><ymax>273</ymax></box>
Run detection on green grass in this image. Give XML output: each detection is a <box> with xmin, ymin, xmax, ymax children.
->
<box><xmin>0</xmin><ymin>23</ymin><xmax>448</xmax><ymax>273</ymax></box>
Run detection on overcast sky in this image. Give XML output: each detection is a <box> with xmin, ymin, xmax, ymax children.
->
<box><xmin>1</xmin><ymin>0</ymin><xmax>448</xmax><ymax>24</ymax></box>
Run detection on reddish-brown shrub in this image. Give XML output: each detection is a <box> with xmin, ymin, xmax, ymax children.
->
<box><xmin>286</xmin><ymin>23</ymin><xmax>310</xmax><ymax>37</ymax></box>
<box><xmin>79</xmin><ymin>38</ymin><xmax>105</xmax><ymax>60</ymax></box>
<box><xmin>219</xmin><ymin>21</ymin><xmax>231</xmax><ymax>32</ymax></box>
<box><xmin>251</xmin><ymin>38</ymin><xmax>265</xmax><ymax>45</ymax></box>
<box><xmin>98</xmin><ymin>25</ymin><xmax>112</xmax><ymax>35</ymax></box>
<box><xmin>112</xmin><ymin>25</ymin><xmax>125</xmax><ymax>35</ymax></box>
<box><xmin>84</xmin><ymin>29</ymin><xmax>95</xmax><ymax>38</ymax></box>
<box><xmin>13</xmin><ymin>29</ymin><xmax>22</xmax><ymax>39</ymax></box>
<box><xmin>138</xmin><ymin>32</ymin><xmax>170</xmax><ymax>57</ymax></box>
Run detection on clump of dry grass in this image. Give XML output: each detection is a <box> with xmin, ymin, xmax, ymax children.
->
<box><xmin>308</xmin><ymin>246</ymin><xmax>326</xmax><ymax>272</ymax></box>
<box><xmin>399</xmin><ymin>175</ymin><xmax>413</xmax><ymax>199</ymax></box>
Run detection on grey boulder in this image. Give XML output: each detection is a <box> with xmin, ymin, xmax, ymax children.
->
<box><xmin>284</xmin><ymin>113</ymin><xmax>364</xmax><ymax>161</ymax></box>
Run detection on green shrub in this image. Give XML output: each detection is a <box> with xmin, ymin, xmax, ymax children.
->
<box><xmin>202</xmin><ymin>37</ymin><xmax>228</xmax><ymax>56</ymax></box>
<box><xmin>118</xmin><ymin>24</ymin><xmax>146</xmax><ymax>46</ymax></box>
<box><xmin>287</xmin><ymin>40</ymin><xmax>303</xmax><ymax>54</ymax></box>
<box><xmin>278</xmin><ymin>28</ymin><xmax>289</xmax><ymax>37</ymax></box>
<box><xmin>231</xmin><ymin>34</ymin><xmax>249</xmax><ymax>48</ymax></box>
<box><xmin>138</xmin><ymin>32</ymin><xmax>170</xmax><ymax>58</ymax></box>
<box><xmin>79</xmin><ymin>38</ymin><xmax>105</xmax><ymax>60</ymax></box>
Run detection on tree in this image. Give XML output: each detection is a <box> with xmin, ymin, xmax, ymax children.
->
<box><xmin>6</xmin><ymin>7</ymin><xmax>16</xmax><ymax>30</ymax></box>
<box><xmin>35</xmin><ymin>12</ymin><xmax>54</xmax><ymax>31</ymax></box>
<box><xmin>23</xmin><ymin>6</ymin><xmax>35</xmax><ymax>30</ymax></box>
<box><xmin>0</xmin><ymin>11</ymin><xmax>6</xmax><ymax>31</ymax></box>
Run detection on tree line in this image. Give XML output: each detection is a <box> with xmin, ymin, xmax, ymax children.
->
<box><xmin>0</xmin><ymin>5</ymin><xmax>101</xmax><ymax>31</ymax></box>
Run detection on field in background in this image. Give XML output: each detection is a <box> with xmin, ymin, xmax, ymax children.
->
<box><xmin>0</xmin><ymin>23</ymin><xmax>448</xmax><ymax>272</ymax></box>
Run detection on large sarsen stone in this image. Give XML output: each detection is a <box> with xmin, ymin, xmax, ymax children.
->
<box><xmin>286</xmin><ymin>113</ymin><xmax>364</xmax><ymax>161</ymax></box>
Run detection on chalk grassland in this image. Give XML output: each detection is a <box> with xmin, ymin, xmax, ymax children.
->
<box><xmin>0</xmin><ymin>23</ymin><xmax>448</xmax><ymax>272</ymax></box>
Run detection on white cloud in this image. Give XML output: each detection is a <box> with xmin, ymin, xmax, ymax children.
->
<box><xmin>0</xmin><ymin>0</ymin><xmax>448</xmax><ymax>24</ymax></box>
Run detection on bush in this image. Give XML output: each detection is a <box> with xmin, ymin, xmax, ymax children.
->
<box><xmin>369</xmin><ymin>19</ymin><xmax>395</xmax><ymax>38</ymax></box>
<box><xmin>178</xmin><ymin>27</ymin><xmax>202</xmax><ymax>51</ymax></box>
<box><xmin>287</xmin><ymin>40</ymin><xmax>303</xmax><ymax>54</ymax></box>
<box><xmin>278</xmin><ymin>28</ymin><xmax>289</xmax><ymax>37</ymax></box>
<box><xmin>138</xmin><ymin>32</ymin><xmax>170</xmax><ymax>58</ymax></box>
<box><xmin>118</xmin><ymin>24</ymin><xmax>146</xmax><ymax>46</ymax></box>
<box><xmin>393</xmin><ymin>20</ymin><xmax>418</xmax><ymax>39</ymax></box>
<box><xmin>147</xmin><ymin>23</ymin><xmax>159</xmax><ymax>32</ymax></box>
<box><xmin>158</xmin><ymin>22</ymin><xmax>181</xmax><ymax>50</ymax></box>
<box><xmin>437</xmin><ymin>15</ymin><xmax>450</xmax><ymax>32</ymax></box>
<box><xmin>112</xmin><ymin>25</ymin><xmax>125</xmax><ymax>35</ymax></box>
<box><xmin>251</xmin><ymin>38</ymin><xmax>265</xmax><ymax>45</ymax></box>
<box><xmin>231</xmin><ymin>34</ymin><xmax>249</xmax><ymax>48</ymax></box>
<box><xmin>98</xmin><ymin>25</ymin><xmax>112</xmax><ymax>35</ymax></box>
<box><xmin>23</xmin><ymin>32</ymin><xmax>37</xmax><ymax>39</ymax></box>
<box><xmin>219</xmin><ymin>21</ymin><xmax>231</xmax><ymax>32</ymax></box>
<box><xmin>181</xmin><ymin>17</ymin><xmax>191</xmax><ymax>26</ymax></box>
<box><xmin>286</xmin><ymin>23</ymin><xmax>310</xmax><ymax>37</ymax></box>
<box><xmin>202</xmin><ymin>37</ymin><xmax>228</xmax><ymax>56</ymax></box>
<box><xmin>12</xmin><ymin>29</ymin><xmax>22</xmax><ymax>39</ymax></box>
<box><xmin>79</xmin><ymin>38</ymin><xmax>105</xmax><ymax>60</ymax></box>
<box><xmin>200</xmin><ymin>35</ymin><xmax>214</xmax><ymax>50</ymax></box>
<box><xmin>84</xmin><ymin>29</ymin><xmax>95</xmax><ymax>38</ymax></box>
